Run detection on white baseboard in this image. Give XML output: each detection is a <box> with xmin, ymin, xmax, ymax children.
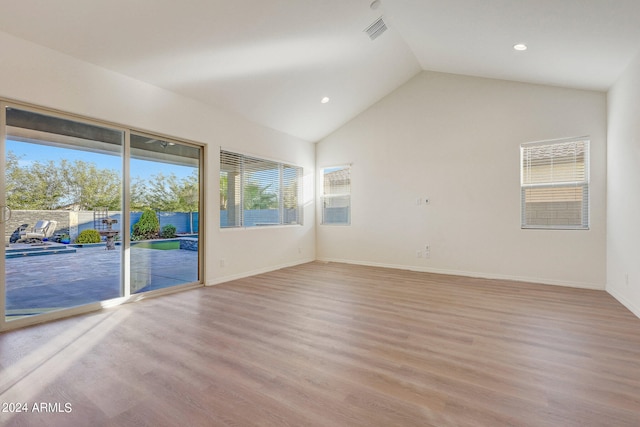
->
<box><xmin>315</xmin><ymin>257</ymin><xmax>606</xmax><ymax>290</ymax></box>
<box><xmin>207</xmin><ymin>257</ymin><xmax>315</xmax><ymax>286</ymax></box>
<box><xmin>607</xmin><ymin>287</ymin><xmax>640</xmax><ymax>319</ymax></box>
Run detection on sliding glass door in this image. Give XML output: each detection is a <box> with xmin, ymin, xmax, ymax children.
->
<box><xmin>129</xmin><ymin>133</ymin><xmax>200</xmax><ymax>293</ymax></box>
<box><xmin>2</xmin><ymin>106</ymin><xmax>124</xmax><ymax>321</ymax></box>
<box><xmin>1</xmin><ymin>103</ymin><xmax>203</xmax><ymax>329</ymax></box>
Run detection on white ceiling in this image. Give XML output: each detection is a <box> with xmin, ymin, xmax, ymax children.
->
<box><xmin>1</xmin><ymin>0</ymin><xmax>639</xmax><ymax>142</ymax></box>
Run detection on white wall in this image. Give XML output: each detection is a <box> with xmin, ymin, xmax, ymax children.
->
<box><xmin>607</xmin><ymin>50</ymin><xmax>640</xmax><ymax>317</ymax></box>
<box><xmin>316</xmin><ymin>71</ymin><xmax>607</xmax><ymax>289</ymax></box>
<box><xmin>0</xmin><ymin>31</ymin><xmax>316</xmax><ymax>285</ymax></box>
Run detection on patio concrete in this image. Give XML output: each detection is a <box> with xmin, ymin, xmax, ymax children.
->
<box><xmin>5</xmin><ymin>244</ymin><xmax>198</xmax><ymax>316</ymax></box>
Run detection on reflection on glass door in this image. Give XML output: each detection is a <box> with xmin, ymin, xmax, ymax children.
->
<box><xmin>3</xmin><ymin>106</ymin><xmax>124</xmax><ymax>321</ymax></box>
<box><xmin>129</xmin><ymin>133</ymin><xmax>200</xmax><ymax>293</ymax></box>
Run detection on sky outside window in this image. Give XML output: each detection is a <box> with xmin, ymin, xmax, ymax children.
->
<box><xmin>7</xmin><ymin>139</ymin><xmax>196</xmax><ymax>181</ymax></box>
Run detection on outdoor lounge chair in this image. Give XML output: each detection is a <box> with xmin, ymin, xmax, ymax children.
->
<box><xmin>19</xmin><ymin>220</ymin><xmax>49</xmax><ymax>241</ymax></box>
<box><xmin>24</xmin><ymin>220</ymin><xmax>57</xmax><ymax>243</ymax></box>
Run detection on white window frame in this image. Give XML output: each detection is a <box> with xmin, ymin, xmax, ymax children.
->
<box><xmin>220</xmin><ymin>149</ymin><xmax>303</xmax><ymax>229</ymax></box>
<box><xmin>520</xmin><ymin>137</ymin><xmax>590</xmax><ymax>230</ymax></box>
<box><xmin>321</xmin><ymin>165</ymin><xmax>351</xmax><ymax>226</ymax></box>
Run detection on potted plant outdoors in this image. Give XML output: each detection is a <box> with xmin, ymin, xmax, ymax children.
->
<box><xmin>59</xmin><ymin>233</ymin><xmax>71</xmax><ymax>244</ymax></box>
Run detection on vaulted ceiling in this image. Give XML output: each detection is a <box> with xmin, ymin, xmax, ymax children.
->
<box><xmin>1</xmin><ymin>0</ymin><xmax>639</xmax><ymax>141</ymax></box>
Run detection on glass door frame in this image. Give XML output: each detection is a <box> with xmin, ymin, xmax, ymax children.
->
<box><xmin>0</xmin><ymin>100</ymin><xmax>8</xmax><ymax>331</ymax></box>
<box><xmin>0</xmin><ymin>100</ymin><xmax>205</xmax><ymax>332</ymax></box>
<box><xmin>128</xmin><ymin>129</ymin><xmax>204</xmax><ymax>296</ymax></box>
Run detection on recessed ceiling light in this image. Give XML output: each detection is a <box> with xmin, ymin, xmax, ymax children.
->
<box><xmin>513</xmin><ymin>43</ymin><xmax>528</xmax><ymax>51</ymax></box>
<box><xmin>321</xmin><ymin>97</ymin><xmax>330</xmax><ymax>104</ymax></box>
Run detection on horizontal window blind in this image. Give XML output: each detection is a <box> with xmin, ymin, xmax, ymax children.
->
<box><xmin>520</xmin><ymin>138</ymin><xmax>589</xmax><ymax>229</ymax></box>
<box><xmin>322</xmin><ymin>166</ymin><xmax>351</xmax><ymax>225</ymax></box>
<box><xmin>220</xmin><ymin>150</ymin><xmax>302</xmax><ymax>228</ymax></box>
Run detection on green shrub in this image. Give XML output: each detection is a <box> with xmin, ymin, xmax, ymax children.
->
<box><xmin>75</xmin><ymin>229</ymin><xmax>102</xmax><ymax>244</ymax></box>
<box><xmin>132</xmin><ymin>209</ymin><xmax>160</xmax><ymax>240</ymax></box>
<box><xmin>161</xmin><ymin>224</ymin><xmax>177</xmax><ymax>238</ymax></box>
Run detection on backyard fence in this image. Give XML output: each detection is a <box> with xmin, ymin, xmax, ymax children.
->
<box><xmin>5</xmin><ymin>210</ymin><xmax>199</xmax><ymax>243</ymax></box>
<box><xmin>219</xmin><ymin>208</ymin><xmax>299</xmax><ymax>227</ymax></box>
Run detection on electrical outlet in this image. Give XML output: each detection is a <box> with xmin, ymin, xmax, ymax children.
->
<box><xmin>416</xmin><ymin>250</ymin><xmax>422</xmax><ymax>258</ymax></box>
<box><xmin>424</xmin><ymin>244</ymin><xmax>430</xmax><ymax>258</ymax></box>
<box><xmin>220</xmin><ymin>258</ymin><xmax>226</xmax><ymax>268</ymax></box>
<box><xmin>424</xmin><ymin>197</ymin><xmax>430</xmax><ymax>205</ymax></box>
<box><xmin>625</xmin><ymin>273</ymin><xmax>629</xmax><ymax>286</ymax></box>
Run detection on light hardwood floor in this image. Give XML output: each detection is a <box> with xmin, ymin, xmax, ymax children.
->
<box><xmin>1</xmin><ymin>261</ymin><xmax>639</xmax><ymax>426</ymax></box>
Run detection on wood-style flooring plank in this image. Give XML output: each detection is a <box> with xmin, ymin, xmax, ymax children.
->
<box><xmin>1</xmin><ymin>261</ymin><xmax>639</xmax><ymax>426</ymax></box>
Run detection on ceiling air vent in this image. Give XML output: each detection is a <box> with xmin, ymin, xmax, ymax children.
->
<box><xmin>364</xmin><ymin>17</ymin><xmax>387</xmax><ymax>41</ymax></box>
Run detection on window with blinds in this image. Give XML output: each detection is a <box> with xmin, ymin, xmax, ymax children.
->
<box><xmin>520</xmin><ymin>138</ymin><xmax>589</xmax><ymax>229</ymax></box>
<box><xmin>220</xmin><ymin>150</ymin><xmax>302</xmax><ymax>228</ymax></box>
<box><xmin>322</xmin><ymin>165</ymin><xmax>351</xmax><ymax>225</ymax></box>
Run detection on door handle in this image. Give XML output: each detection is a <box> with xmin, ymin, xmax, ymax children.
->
<box><xmin>0</xmin><ymin>206</ymin><xmax>10</xmax><ymax>223</ymax></box>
